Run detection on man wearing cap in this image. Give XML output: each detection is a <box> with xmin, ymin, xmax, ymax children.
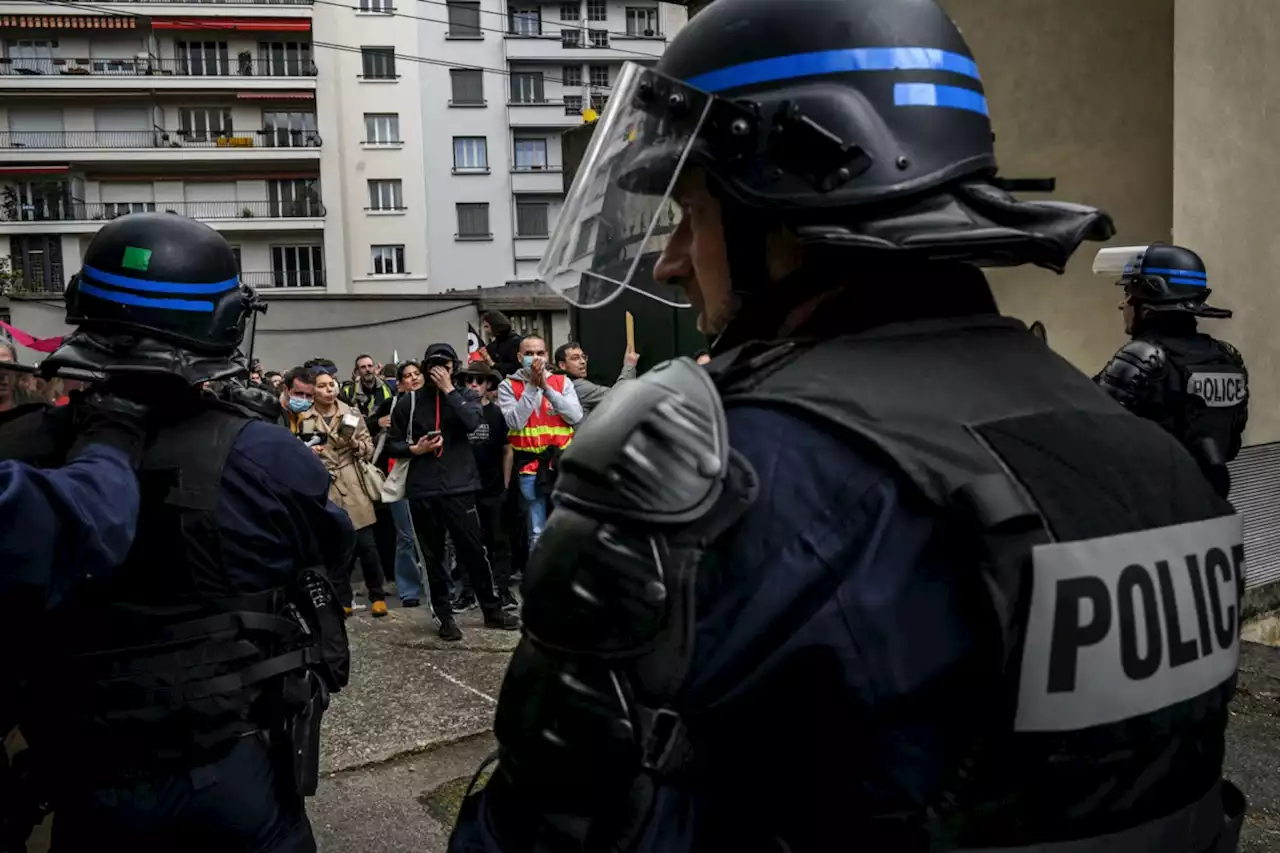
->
<box><xmin>461</xmin><ymin>362</ymin><xmax>518</xmax><ymax>610</ymax></box>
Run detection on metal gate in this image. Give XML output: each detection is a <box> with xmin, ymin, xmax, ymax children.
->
<box><xmin>1228</xmin><ymin>442</ymin><xmax>1280</xmax><ymax>589</ymax></box>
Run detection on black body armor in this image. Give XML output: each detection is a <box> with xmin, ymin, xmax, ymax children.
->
<box><xmin>1097</xmin><ymin>333</ymin><xmax>1248</xmax><ymax>498</ymax></box>
<box><xmin>0</xmin><ymin>401</ymin><xmax>348</xmax><ymax>792</ymax></box>
<box><xmin>478</xmin><ymin>316</ymin><xmax>1244</xmax><ymax>853</ymax></box>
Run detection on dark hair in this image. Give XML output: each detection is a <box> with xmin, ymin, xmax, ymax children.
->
<box><xmin>554</xmin><ymin>341</ymin><xmax>583</xmax><ymax>366</ymax></box>
<box><xmin>354</xmin><ymin>353</ymin><xmax>375</xmax><ymax>367</ymax></box>
<box><xmin>381</xmin><ymin>363</ymin><xmax>397</xmax><ymax>378</ymax></box>
<box><xmin>303</xmin><ymin>357</ymin><xmax>338</xmax><ymax>376</ymax></box>
<box><xmin>265</xmin><ymin>370</ymin><xmax>282</xmax><ymax>380</ymax></box>
<box><xmin>283</xmin><ymin>366</ymin><xmax>317</xmax><ymax>391</ymax></box>
<box><xmin>396</xmin><ymin>359</ymin><xmax>423</xmax><ymax>381</ymax></box>
<box><xmin>483</xmin><ymin>310</ymin><xmax>513</xmax><ymax>337</ymax></box>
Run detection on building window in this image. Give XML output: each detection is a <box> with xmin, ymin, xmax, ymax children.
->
<box><xmin>506</xmin><ymin>310</ymin><xmax>553</xmax><ymax>338</ymax></box>
<box><xmin>453</xmin><ymin>136</ymin><xmax>488</xmax><ymax>171</ymax></box>
<box><xmin>456</xmin><ymin>203</ymin><xmax>490</xmax><ymax>238</ymax></box>
<box><xmin>586</xmin><ymin>0</ymin><xmax>606</xmax><ymax>21</ymax></box>
<box><xmin>588</xmin><ymin>65</ymin><xmax>608</xmax><ymax>88</ymax></box>
<box><xmin>8</xmin><ymin>40</ymin><xmax>53</xmax><ymax>75</ymax></box>
<box><xmin>588</xmin><ymin>29</ymin><xmax>609</xmax><ymax>47</ymax></box>
<box><xmin>509</xmin><ymin>72</ymin><xmax>545</xmax><ymax>104</ymax></box>
<box><xmin>516</xmin><ymin>201</ymin><xmax>550</xmax><ymax>237</ymax></box>
<box><xmin>625</xmin><ymin>6</ymin><xmax>658</xmax><ymax>35</ymax></box>
<box><xmin>176</xmin><ymin>41</ymin><xmax>229</xmax><ymax>76</ymax></box>
<box><xmin>559</xmin><ymin>2</ymin><xmax>579</xmax><ymax>21</ymax></box>
<box><xmin>371</xmin><ymin>244</ymin><xmax>406</xmax><ymax>275</ymax></box>
<box><xmin>561</xmin><ymin>29</ymin><xmax>581</xmax><ymax>48</ymax></box>
<box><xmin>263</xmin><ymin>111</ymin><xmax>316</xmax><ymax>147</ymax></box>
<box><xmin>364</xmin><ymin>113</ymin><xmax>400</xmax><ymax>143</ymax></box>
<box><xmin>509</xmin><ymin>7</ymin><xmax>541</xmax><ymax>36</ymax></box>
<box><xmin>361</xmin><ymin>46</ymin><xmax>396</xmax><ymax>79</ymax></box>
<box><xmin>563</xmin><ymin>95</ymin><xmax>583</xmax><ymax>116</ymax></box>
<box><xmin>230</xmin><ymin>245</ymin><xmax>242</xmax><ymax>272</ymax></box>
<box><xmin>513</xmin><ymin>138</ymin><xmax>548</xmax><ymax>170</ymax></box>
<box><xmin>562</xmin><ymin>65</ymin><xmax>582</xmax><ymax>87</ymax></box>
<box><xmin>271</xmin><ymin>245</ymin><xmax>324</xmax><ymax>288</ymax></box>
<box><xmin>449</xmin><ymin>69</ymin><xmax>484</xmax><ymax>105</ymax></box>
<box><xmin>360</xmin><ymin>0</ymin><xmax>392</xmax><ymax>11</ymax></box>
<box><xmin>178</xmin><ymin>107</ymin><xmax>232</xmax><ymax>142</ymax></box>
<box><xmin>590</xmin><ymin>92</ymin><xmax>609</xmax><ymax>113</ymax></box>
<box><xmin>447</xmin><ymin>1</ymin><xmax>482</xmax><ymax>37</ymax></box>
<box><xmin>268</xmin><ymin>178</ymin><xmax>320</xmax><ymax>217</ymax></box>
<box><xmin>367</xmin><ymin>179</ymin><xmax>404</xmax><ymax>210</ymax></box>
<box><xmin>257</xmin><ymin>41</ymin><xmax>312</xmax><ymax>76</ymax></box>
<box><xmin>8</xmin><ymin>235</ymin><xmax>64</xmax><ymax>293</ymax></box>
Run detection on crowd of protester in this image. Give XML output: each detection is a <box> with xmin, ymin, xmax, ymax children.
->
<box><xmin>241</xmin><ymin>311</ymin><xmax>639</xmax><ymax>642</ymax></box>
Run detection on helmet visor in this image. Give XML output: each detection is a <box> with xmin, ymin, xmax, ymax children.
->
<box><xmin>538</xmin><ymin>62</ymin><xmax>713</xmax><ymax>309</ymax></box>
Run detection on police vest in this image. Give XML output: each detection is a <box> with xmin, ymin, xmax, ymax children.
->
<box><xmin>717</xmin><ymin>315</ymin><xmax>1244</xmax><ymax>853</ymax></box>
<box><xmin>22</xmin><ymin>405</ymin><xmax>347</xmax><ymax>779</ymax></box>
<box><xmin>1145</xmin><ymin>332</ymin><xmax>1248</xmax><ymax>469</ymax></box>
<box><xmin>508</xmin><ymin>374</ymin><xmax>574</xmax><ymax>474</ymax></box>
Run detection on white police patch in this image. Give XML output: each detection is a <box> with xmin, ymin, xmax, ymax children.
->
<box><xmin>1015</xmin><ymin>514</ymin><xmax>1244</xmax><ymax>733</ymax></box>
<box><xmin>1187</xmin><ymin>372</ymin><xmax>1247</xmax><ymax>408</ymax></box>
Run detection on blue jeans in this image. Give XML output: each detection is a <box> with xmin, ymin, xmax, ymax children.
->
<box><xmin>518</xmin><ymin>473</ymin><xmax>548</xmax><ymax>551</ymax></box>
<box><xmin>388</xmin><ymin>498</ymin><xmax>425</xmax><ymax>602</ymax></box>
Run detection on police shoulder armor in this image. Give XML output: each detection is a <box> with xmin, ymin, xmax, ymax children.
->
<box><xmin>1097</xmin><ymin>338</ymin><xmax>1168</xmax><ymax>410</ymax></box>
<box><xmin>553</xmin><ymin>356</ymin><xmax>755</xmax><ymax>527</ymax></box>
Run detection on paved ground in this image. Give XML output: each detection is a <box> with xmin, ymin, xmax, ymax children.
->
<box><xmin>15</xmin><ymin>600</ymin><xmax>1280</xmax><ymax>851</ymax></box>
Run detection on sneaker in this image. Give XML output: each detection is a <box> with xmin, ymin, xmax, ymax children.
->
<box><xmin>483</xmin><ymin>610</ymin><xmax>520</xmax><ymax>631</ymax></box>
<box><xmin>499</xmin><ymin>588</ymin><xmax>519</xmax><ymax>611</ymax></box>
<box><xmin>451</xmin><ymin>591</ymin><xmax>477</xmax><ymax>613</ymax></box>
<box><xmin>371</xmin><ymin>601</ymin><xmax>388</xmax><ymax>618</ymax></box>
<box><xmin>350</xmin><ymin>602</ymin><xmax>368</xmax><ymax>612</ymax></box>
<box><xmin>343</xmin><ymin>606</ymin><xmax>353</xmax><ymax>619</ymax></box>
<box><xmin>401</xmin><ymin>598</ymin><xmax>421</xmax><ymax>608</ymax></box>
<box><xmin>438</xmin><ymin>618</ymin><xmax>463</xmax><ymax>642</ymax></box>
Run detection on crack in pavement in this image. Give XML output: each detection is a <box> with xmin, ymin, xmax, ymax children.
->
<box><xmin>325</xmin><ymin>730</ymin><xmax>494</xmax><ymax>778</ymax></box>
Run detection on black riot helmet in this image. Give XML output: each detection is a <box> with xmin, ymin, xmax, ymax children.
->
<box><xmin>538</xmin><ymin>0</ymin><xmax>1114</xmax><ymax>311</ymax></box>
<box><xmin>44</xmin><ymin>213</ymin><xmax>263</xmax><ymax>385</ymax></box>
<box><xmin>1093</xmin><ymin>243</ymin><xmax>1231</xmax><ymax>319</ymax></box>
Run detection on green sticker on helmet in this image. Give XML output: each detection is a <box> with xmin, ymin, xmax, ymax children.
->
<box><xmin>121</xmin><ymin>246</ymin><xmax>152</xmax><ymax>271</ymax></box>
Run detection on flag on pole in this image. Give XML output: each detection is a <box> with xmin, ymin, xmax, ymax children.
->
<box><xmin>467</xmin><ymin>323</ymin><xmax>485</xmax><ymax>362</ymax></box>
<box><xmin>0</xmin><ymin>320</ymin><xmax>63</xmax><ymax>354</ymax></box>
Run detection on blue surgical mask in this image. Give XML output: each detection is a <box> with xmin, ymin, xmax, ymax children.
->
<box><xmin>522</xmin><ymin>355</ymin><xmax>535</xmax><ymax>371</ymax></box>
<box><xmin>287</xmin><ymin>396</ymin><xmax>313</xmax><ymax>413</ymax></box>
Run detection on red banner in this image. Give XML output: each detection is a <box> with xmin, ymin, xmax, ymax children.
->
<box><xmin>0</xmin><ymin>321</ymin><xmax>63</xmax><ymax>354</ymax></box>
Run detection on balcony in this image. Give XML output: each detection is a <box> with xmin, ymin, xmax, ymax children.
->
<box><xmin>240</xmin><ymin>270</ymin><xmax>325</xmax><ymax>290</ymax></box>
<box><xmin>0</xmin><ymin>56</ymin><xmax>318</xmax><ymax>91</ymax></box>
<box><xmin>508</xmin><ymin>101</ymin><xmax>585</xmax><ymax>128</ymax></box>
<box><xmin>510</xmin><ymin>167</ymin><xmax>564</xmax><ymax>194</ymax></box>
<box><xmin>0</xmin><ymin>129</ymin><xmax>322</xmax><ymax>164</ymax></box>
<box><xmin>0</xmin><ymin>199</ymin><xmax>326</xmax><ymax>234</ymax></box>
<box><xmin>504</xmin><ymin>31</ymin><xmax>665</xmax><ymax>62</ymax></box>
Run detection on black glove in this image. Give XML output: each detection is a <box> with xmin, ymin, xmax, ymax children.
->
<box><xmin>68</xmin><ymin>390</ymin><xmax>151</xmax><ymax>467</ymax></box>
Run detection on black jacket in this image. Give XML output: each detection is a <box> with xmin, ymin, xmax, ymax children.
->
<box><xmin>386</xmin><ymin>385</ymin><xmax>484</xmax><ymax>498</ymax></box>
<box><xmin>488</xmin><ymin>331</ymin><xmax>524</xmax><ymax>379</ymax></box>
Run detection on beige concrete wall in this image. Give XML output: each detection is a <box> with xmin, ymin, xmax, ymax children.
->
<box><xmin>942</xmin><ymin>0</ymin><xmax>1174</xmax><ymax>374</ymax></box>
<box><xmin>1172</xmin><ymin>0</ymin><xmax>1279</xmax><ymax>444</ymax></box>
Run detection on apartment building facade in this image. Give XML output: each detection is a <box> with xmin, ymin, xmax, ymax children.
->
<box><xmin>0</xmin><ymin>1</ymin><xmax>329</xmax><ymax>295</ymax></box>
<box><xmin>0</xmin><ymin>0</ymin><xmax>682</xmax><ymax>300</ymax></box>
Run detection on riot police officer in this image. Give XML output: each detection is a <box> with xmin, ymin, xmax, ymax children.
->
<box><xmin>451</xmin><ymin>1</ymin><xmax>1245</xmax><ymax>852</ymax></box>
<box><xmin>1094</xmin><ymin>243</ymin><xmax>1247</xmax><ymax>498</ymax></box>
<box><xmin>0</xmin><ymin>213</ymin><xmax>355</xmax><ymax>853</ymax></box>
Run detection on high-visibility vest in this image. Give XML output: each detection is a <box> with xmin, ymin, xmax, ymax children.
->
<box><xmin>508</xmin><ymin>374</ymin><xmax>574</xmax><ymax>474</ymax></box>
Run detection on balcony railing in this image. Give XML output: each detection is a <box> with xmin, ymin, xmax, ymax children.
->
<box><xmin>0</xmin><ymin>129</ymin><xmax>321</xmax><ymax>150</ymax></box>
<box><xmin>1</xmin><ymin>199</ymin><xmax>326</xmax><ymax>222</ymax></box>
<box><xmin>0</xmin><ymin>57</ymin><xmax>318</xmax><ymax>78</ymax></box>
<box><xmin>240</xmin><ymin>270</ymin><xmax>326</xmax><ymax>289</ymax></box>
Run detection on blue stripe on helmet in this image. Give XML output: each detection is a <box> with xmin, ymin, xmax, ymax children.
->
<box><xmin>82</xmin><ymin>263</ymin><xmax>239</xmax><ymax>295</ymax></box>
<box><xmin>79</xmin><ymin>282</ymin><xmax>215</xmax><ymax>313</ymax></box>
<box><xmin>1143</xmin><ymin>267</ymin><xmax>1206</xmax><ymax>280</ymax></box>
<box><xmin>683</xmin><ymin>46</ymin><xmax>981</xmax><ymax>94</ymax></box>
<box><xmin>893</xmin><ymin>83</ymin><xmax>989</xmax><ymax>116</ymax></box>
<box><xmin>1167</xmin><ymin>276</ymin><xmax>1208</xmax><ymax>287</ymax></box>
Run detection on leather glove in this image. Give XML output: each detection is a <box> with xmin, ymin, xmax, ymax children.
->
<box><xmin>68</xmin><ymin>390</ymin><xmax>152</xmax><ymax>468</ymax></box>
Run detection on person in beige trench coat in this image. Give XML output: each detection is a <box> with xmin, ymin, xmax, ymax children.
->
<box><xmin>303</xmin><ymin>371</ymin><xmax>389</xmax><ymax>616</ymax></box>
